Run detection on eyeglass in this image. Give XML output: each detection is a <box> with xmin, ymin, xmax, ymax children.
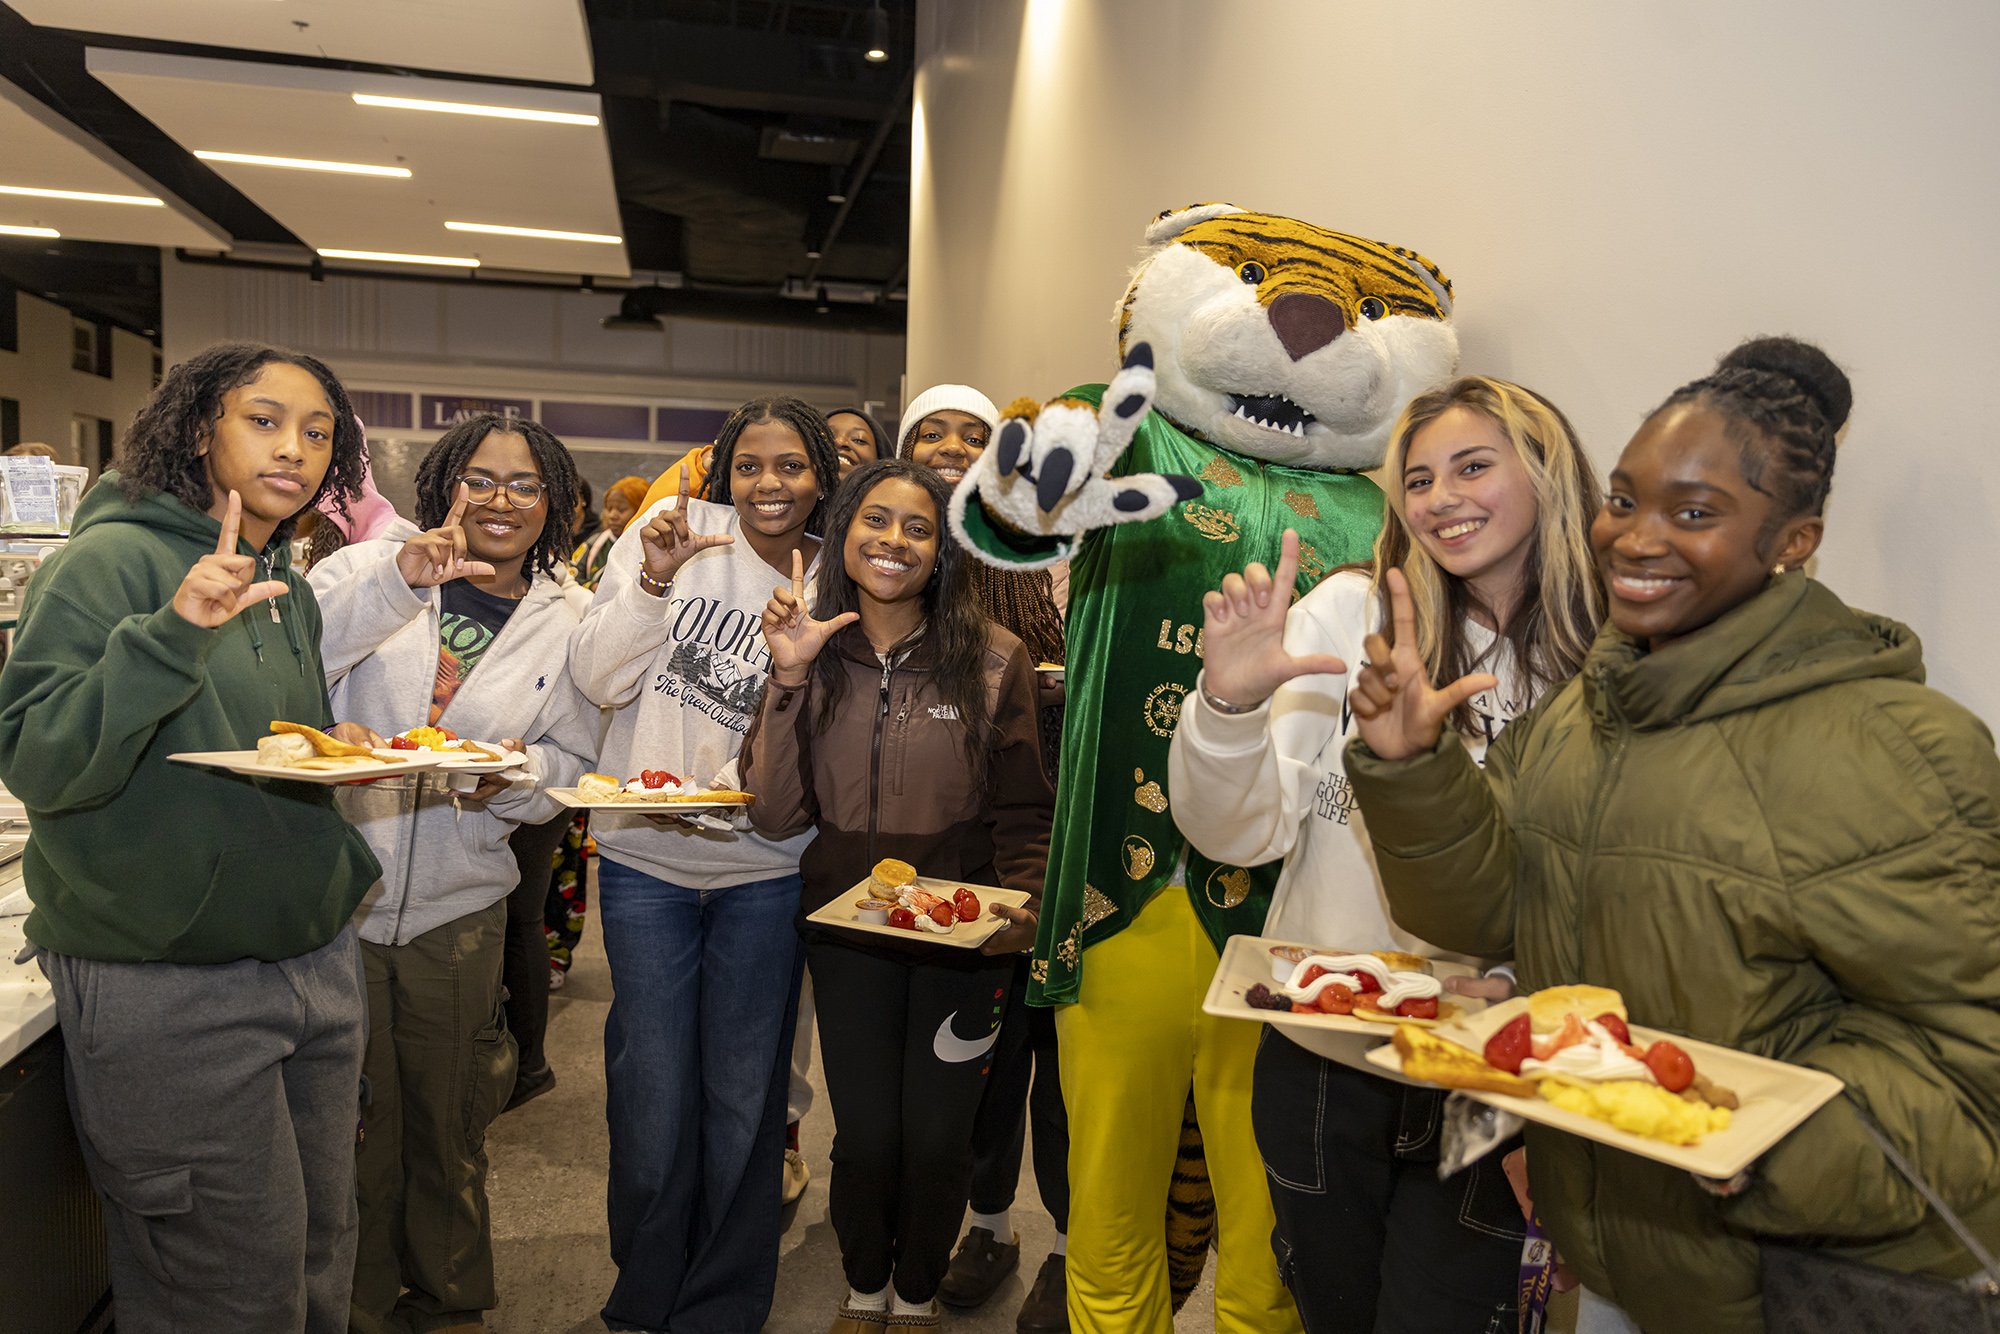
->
<box><xmin>455</xmin><ymin>475</ymin><xmax>546</xmax><ymax>508</ymax></box>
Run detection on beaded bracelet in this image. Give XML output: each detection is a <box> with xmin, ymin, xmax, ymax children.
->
<box><xmin>637</xmin><ymin>569</ymin><xmax>671</xmax><ymax>597</ymax></box>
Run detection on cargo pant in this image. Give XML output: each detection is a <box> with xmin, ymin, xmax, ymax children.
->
<box><xmin>351</xmin><ymin>900</ymin><xmax>518</xmax><ymax>1334</ymax></box>
<box><xmin>41</xmin><ymin>925</ymin><xmax>367</xmax><ymax>1334</ymax></box>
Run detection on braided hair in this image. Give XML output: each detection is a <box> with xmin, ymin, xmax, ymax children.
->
<box><xmin>116</xmin><ymin>341</ymin><xmax>367</xmax><ymax>548</ymax></box>
<box><xmin>412</xmin><ymin>413</ymin><xmax>580</xmax><ymax>580</ymax></box>
<box><xmin>701</xmin><ymin>396</ymin><xmax>842</xmax><ymax>535</ymax></box>
<box><xmin>1654</xmin><ymin>337</ymin><xmax>1851</xmax><ymax>547</ymax></box>
<box><xmin>965</xmin><ymin>562</ymin><xmax>1065</xmax><ymax>668</ymax></box>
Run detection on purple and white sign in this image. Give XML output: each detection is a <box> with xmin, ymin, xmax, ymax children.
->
<box><xmin>419</xmin><ymin>395</ymin><xmax>532</xmax><ymax>428</ymax></box>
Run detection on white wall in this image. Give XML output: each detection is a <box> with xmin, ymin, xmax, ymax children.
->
<box><xmin>911</xmin><ymin>0</ymin><xmax>2000</xmax><ymax>725</ymax></box>
<box><xmin>0</xmin><ymin>289</ymin><xmax>155</xmax><ymax>473</ymax></box>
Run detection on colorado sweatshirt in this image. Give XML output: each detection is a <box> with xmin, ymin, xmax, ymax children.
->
<box><xmin>568</xmin><ymin>495</ymin><xmax>817</xmax><ymax>888</ymax></box>
<box><xmin>310</xmin><ymin>530</ymin><xmax>599</xmax><ymax>945</ymax></box>
<box><xmin>0</xmin><ymin>474</ymin><xmax>381</xmax><ymax>964</ymax></box>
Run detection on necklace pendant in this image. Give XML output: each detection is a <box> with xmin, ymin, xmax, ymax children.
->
<box><xmin>269</xmin><ymin>601</ymin><xmax>282</xmax><ymax>624</ymax></box>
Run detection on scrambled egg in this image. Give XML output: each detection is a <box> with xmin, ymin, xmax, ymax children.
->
<box><xmin>1538</xmin><ymin>1079</ymin><xmax>1732</xmax><ymax>1145</ymax></box>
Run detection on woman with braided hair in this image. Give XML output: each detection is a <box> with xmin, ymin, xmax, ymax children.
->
<box><xmin>896</xmin><ymin>385</ymin><xmax>1076</xmax><ymax>1329</ymax></box>
<box><xmin>1343</xmin><ymin>336</ymin><xmax>2000</xmax><ymax>1333</ymax></box>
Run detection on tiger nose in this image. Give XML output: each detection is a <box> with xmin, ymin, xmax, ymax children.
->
<box><xmin>1267</xmin><ymin>292</ymin><xmax>1346</xmax><ymax>361</ymax></box>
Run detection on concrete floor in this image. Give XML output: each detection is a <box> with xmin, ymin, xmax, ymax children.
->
<box><xmin>481</xmin><ymin>867</ymin><xmax>1218</xmax><ymax>1334</ymax></box>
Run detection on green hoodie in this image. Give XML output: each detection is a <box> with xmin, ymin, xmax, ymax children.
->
<box><xmin>1347</xmin><ymin>572</ymin><xmax>2000</xmax><ymax>1333</ymax></box>
<box><xmin>0</xmin><ymin>473</ymin><xmax>381</xmax><ymax>964</ymax></box>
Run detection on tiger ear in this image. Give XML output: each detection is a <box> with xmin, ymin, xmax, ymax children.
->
<box><xmin>1143</xmin><ymin>202</ymin><xmax>1244</xmax><ymax>249</ymax></box>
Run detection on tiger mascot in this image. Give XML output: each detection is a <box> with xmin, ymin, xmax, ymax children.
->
<box><xmin>950</xmin><ymin>203</ymin><xmax>1457</xmax><ymax>1334</ymax></box>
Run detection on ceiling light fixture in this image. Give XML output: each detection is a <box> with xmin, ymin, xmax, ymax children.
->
<box><xmin>317</xmin><ymin>248</ymin><xmax>478</xmax><ymax>268</ymax></box>
<box><xmin>352</xmin><ymin>93</ymin><xmax>599</xmax><ymax>126</ymax></box>
<box><xmin>0</xmin><ymin>184</ymin><xmax>162</xmax><ymax>207</ymax></box>
<box><xmin>444</xmin><ymin>221</ymin><xmax>621</xmax><ymax>244</ymax></box>
<box><xmin>865</xmin><ymin>2</ymin><xmax>890</xmax><ymax>61</ymax></box>
<box><xmin>195</xmin><ymin>151</ymin><xmax>410</xmax><ymax>178</ymax></box>
<box><xmin>0</xmin><ymin>224</ymin><xmax>60</xmax><ymax>238</ymax></box>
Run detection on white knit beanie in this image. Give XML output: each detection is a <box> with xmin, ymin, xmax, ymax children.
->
<box><xmin>896</xmin><ymin>384</ymin><xmax>1001</xmax><ymax>457</ymax></box>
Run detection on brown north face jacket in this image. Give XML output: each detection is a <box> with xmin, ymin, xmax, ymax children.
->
<box><xmin>743</xmin><ymin>620</ymin><xmax>1052</xmax><ymax>958</ymax></box>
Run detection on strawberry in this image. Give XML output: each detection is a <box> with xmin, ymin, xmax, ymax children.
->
<box><xmin>1396</xmin><ymin>997</ymin><xmax>1439</xmax><ymax>1020</ymax></box>
<box><xmin>1484</xmin><ymin>1015</ymin><xmax>1532</xmax><ymax>1075</ymax></box>
<box><xmin>641</xmin><ymin>770</ymin><xmax>670</xmax><ymax>790</ymax></box>
<box><xmin>1315</xmin><ymin>984</ymin><xmax>1355</xmax><ymax>1015</ymax></box>
<box><xmin>1596</xmin><ymin>1013</ymin><xmax>1632</xmax><ymax>1046</ymax></box>
<box><xmin>929</xmin><ymin>902</ymin><xmax>956</xmax><ymax>928</ymax></box>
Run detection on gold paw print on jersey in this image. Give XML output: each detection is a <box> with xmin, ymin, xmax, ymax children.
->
<box><xmin>1206</xmin><ymin>865</ymin><xmax>1251</xmax><ymax>908</ymax></box>
<box><xmin>1133</xmin><ymin>767</ymin><xmax>1168</xmax><ymax>814</ymax></box>
<box><xmin>1122</xmin><ymin>835</ymin><xmax>1156</xmax><ymax>880</ymax></box>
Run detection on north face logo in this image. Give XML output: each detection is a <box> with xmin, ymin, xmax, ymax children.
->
<box><xmin>927</xmin><ymin>704</ymin><xmax>960</xmax><ymax>721</ymax></box>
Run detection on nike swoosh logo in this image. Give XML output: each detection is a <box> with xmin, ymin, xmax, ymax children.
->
<box><xmin>933</xmin><ymin>1011</ymin><xmax>1000</xmax><ymax>1064</ymax></box>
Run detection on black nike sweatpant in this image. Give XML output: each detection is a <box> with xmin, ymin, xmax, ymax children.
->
<box><xmin>807</xmin><ymin>935</ymin><xmax>1017</xmax><ymax>1304</ymax></box>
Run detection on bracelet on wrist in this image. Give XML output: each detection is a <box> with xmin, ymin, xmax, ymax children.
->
<box><xmin>1199</xmin><ymin>681</ymin><xmax>1259</xmax><ymax>715</ymax></box>
<box><xmin>637</xmin><ymin>569</ymin><xmax>671</xmax><ymax>597</ymax></box>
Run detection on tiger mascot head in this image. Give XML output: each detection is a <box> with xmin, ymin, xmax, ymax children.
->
<box><xmin>1119</xmin><ymin>203</ymin><xmax>1459</xmax><ymax>469</ymax></box>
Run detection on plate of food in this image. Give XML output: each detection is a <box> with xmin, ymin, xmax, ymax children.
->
<box><xmin>547</xmin><ymin>770</ymin><xmax>755</xmax><ymax>811</ymax></box>
<box><xmin>1363</xmin><ymin>983</ymin><xmax>1845</xmax><ymax>1178</ymax></box>
<box><xmin>385</xmin><ymin>726</ymin><xmax>528</xmax><ymax>774</ymax></box>
<box><xmin>805</xmin><ymin>860</ymin><xmax>1030</xmax><ymax>950</ymax></box>
<box><xmin>1203</xmin><ymin>933</ymin><xmax>1487</xmax><ymax>1039</ymax></box>
<box><xmin>171</xmin><ymin>722</ymin><xmax>446</xmax><ymax>784</ymax></box>
<box><xmin>1035</xmin><ymin>662</ymin><xmax>1064</xmax><ymax>679</ymax></box>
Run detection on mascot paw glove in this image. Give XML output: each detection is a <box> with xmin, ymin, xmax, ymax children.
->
<box><xmin>958</xmin><ymin>343</ymin><xmax>1201</xmax><ymax>544</ymax></box>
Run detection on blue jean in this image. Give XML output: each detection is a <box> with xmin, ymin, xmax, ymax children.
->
<box><xmin>596</xmin><ymin>858</ymin><xmax>805</xmax><ymax>1334</ymax></box>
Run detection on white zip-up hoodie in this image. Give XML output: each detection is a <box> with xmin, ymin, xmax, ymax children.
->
<box><xmin>1168</xmin><ymin>570</ymin><xmax>1523</xmax><ymax>1068</ymax></box>
<box><xmin>310</xmin><ymin>526</ymin><xmax>599</xmax><ymax>946</ymax></box>
<box><xmin>568</xmin><ymin>495</ymin><xmax>816</xmax><ymax>889</ymax></box>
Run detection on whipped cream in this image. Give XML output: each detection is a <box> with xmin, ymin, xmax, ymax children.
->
<box><xmin>1276</xmin><ymin>953</ymin><xmax>1441</xmax><ymax>1008</ymax></box>
<box><xmin>1520</xmin><ymin>1021</ymin><xmax>1653</xmax><ymax>1083</ymax></box>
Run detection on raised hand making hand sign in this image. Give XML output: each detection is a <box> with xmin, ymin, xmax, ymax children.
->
<box><xmin>173</xmin><ymin>490</ymin><xmax>293</xmax><ymax>628</ymax></box>
<box><xmin>639</xmin><ymin>468</ymin><xmax>735</xmax><ymax>589</ymax></box>
<box><xmin>396</xmin><ymin>482</ymin><xmax>496</xmax><ymax>588</ymax></box>
<box><xmin>1348</xmin><ymin>567</ymin><xmax>1498</xmax><ymax>760</ymax></box>
<box><xmin>1199</xmin><ymin>528</ymin><xmax>1348</xmax><ymax>711</ymax></box>
<box><xmin>762</xmin><ymin>547</ymin><xmax>856</xmax><ymax>688</ymax></box>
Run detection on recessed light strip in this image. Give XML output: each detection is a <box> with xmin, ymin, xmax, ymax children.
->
<box><xmin>195</xmin><ymin>151</ymin><xmax>410</xmax><ymax>179</ymax></box>
<box><xmin>352</xmin><ymin>94</ymin><xmax>599</xmax><ymax>127</ymax></box>
<box><xmin>0</xmin><ymin>225</ymin><xmax>60</xmax><ymax>238</ymax></box>
<box><xmin>318</xmin><ymin>248</ymin><xmax>479</xmax><ymax>268</ymax></box>
<box><xmin>444</xmin><ymin>221</ymin><xmax>621</xmax><ymax>244</ymax></box>
<box><xmin>0</xmin><ymin>184</ymin><xmax>162</xmax><ymax>207</ymax></box>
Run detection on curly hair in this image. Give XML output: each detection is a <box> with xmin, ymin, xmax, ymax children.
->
<box><xmin>811</xmin><ymin>459</ymin><xmax>996</xmax><ymax>775</ymax></box>
<box><xmin>700</xmin><ymin>396</ymin><xmax>841</xmax><ymax>535</ymax></box>
<box><xmin>1651</xmin><ymin>336</ymin><xmax>1851</xmax><ymax>549</ymax></box>
<box><xmin>412</xmin><ymin>414</ymin><xmax>580</xmax><ymax>581</ymax></box>
<box><xmin>116</xmin><ymin>342</ymin><xmax>367</xmax><ymax>549</ymax></box>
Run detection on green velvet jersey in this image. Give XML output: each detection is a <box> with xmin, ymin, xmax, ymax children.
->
<box><xmin>960</xmin><ymin>385</ymin><xmax>1384</xmax><ymax>1005</ymax></box>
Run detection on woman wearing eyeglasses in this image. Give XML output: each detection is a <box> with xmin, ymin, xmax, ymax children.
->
<box><xmin>307</xmin><ymin>413</ymin><xmax>602</xmax><ymax>1334</ymax></box>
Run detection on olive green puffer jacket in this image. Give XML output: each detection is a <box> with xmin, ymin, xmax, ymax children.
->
<box><xmin>1346</xmin><ymin>572</ymin><xmax>2000</xmax><ymax>1334</ymax></box>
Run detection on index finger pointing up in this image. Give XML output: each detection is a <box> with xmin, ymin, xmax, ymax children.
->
<box><xmin>791</xmin><ymin>546</ymin><xmax>805</xmax><ymax>601</ymax></box>
<box><xmin>216</xmin><ymin>490</ymin><xmax>242</xmax><ymax>556</ymax></box>
<box><xmin>1386</xmin><ymin>566</ymin><xmax>1416</xmax><ymax>643</ymax></box>
<box><xmin>444</xmin><ymin>481</ymin><xmax>470</xmax><ymax>527</ymax></box>
<box><xmin>677</xmin><ymin>464</ymin><xmax>691</xmax><ymax>506</ymax></box>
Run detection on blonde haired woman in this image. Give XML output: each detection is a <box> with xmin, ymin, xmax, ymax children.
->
<box><xmin>1167</xmin><ymin>377</ymin><xmax>1605</xmax><ymax>1333</ymax></box>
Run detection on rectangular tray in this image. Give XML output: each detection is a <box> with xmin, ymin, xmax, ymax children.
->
<box><xmin>1364</xmin><ymin>1022</ymin><xmax>1844</xmax><ymax>1178</ymax></box>
<box><xmin>545</xmin><ymin>787</ymin><xmax>749</xmax><ymax>812</ymax></box>
<box><xmin>806</xmin><ymin>877</ymin><xmax>1029</xmax><ymax>950</ymax></box>
<box><xmin>168</xmin><ymin>750</ymin><xmax>445</xmax><ymax>784</ymax></box>
<box><xmin>1202</xmin><ymin>933</ymin><xmax>1488</xmax><ymax>1039</ymax></box>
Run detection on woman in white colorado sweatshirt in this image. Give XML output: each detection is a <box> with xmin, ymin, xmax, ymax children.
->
<box><xmin>1167</xmin><ymin>378</ymin><xmax>1605</xmax><ymax>1334</ymax></box>
<box><xmin>309</xmin><ymin>414</ymin><xmax>597</xmax><ymax>1334</ymax></box>
<box><xmin>565</xmin><ymin>396</ymin><xmax>843</xmax><ymax>1334</ymax></box>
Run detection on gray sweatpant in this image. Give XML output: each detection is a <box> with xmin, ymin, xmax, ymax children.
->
<box><xmin>41</xmin><ymin>925</ymin><xmax>366</xmax><ymax>1334</ymax></box>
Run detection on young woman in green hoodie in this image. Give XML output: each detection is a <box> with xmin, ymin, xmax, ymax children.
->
<box><xmin>0</xmin><ymin>342</ymin><xmax>382</xmax><ymax>1334</ymax></box>
<box><xmin>1343</xmin><ymin>337</ymin><xmax>2000</xmax><ymax>1334</ymax></box>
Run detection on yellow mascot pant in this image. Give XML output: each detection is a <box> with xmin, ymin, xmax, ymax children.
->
<box><xmin>1056</xmin><ymin>888</ymin><xmax>1302</xmax><ymax>1334</ymax></box>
